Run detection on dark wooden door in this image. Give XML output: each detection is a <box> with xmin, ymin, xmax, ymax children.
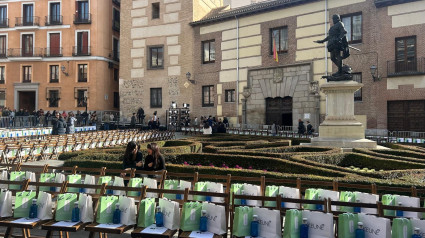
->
<box><xmin>19</xmin><ymin>91</ymin><xmax>36</xmax><ymax>112</ymax></box>
<box><xmin>388</xmin><ymin>100</ymin><xmax>425</xmax><ymax>132</ymax></box>
<box><xmin>266</xmin><ymin>97</ymin><xmax>292</xmax><ymax>126</ymax></box>
<box><xmin>49</xmin><ymin>33</ymin><xmax>60</xmax><ymax>56</ymax></box>
<box><xmin>22</xmin><ymin>34</ymin><xmax>33</xmax><ymax>56</ymax></box>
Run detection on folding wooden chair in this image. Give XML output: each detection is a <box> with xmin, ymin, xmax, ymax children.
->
<box><xmin>42</xmin><ymin>144</ymin><xmax>56</xmax><ymax>160</ymax></box>
<box><xmin>17</xmin><ymin>144</ymin><xmax>33</xmax><ymax>163</ymax></box>
<box><xmin>0</xmin><ymin>180</ymin><xmax>66</xmax><ymax>238</ymax></box>
<box><xmin>132</xmin><ymin>170</ymin><xmax>167</xmax><ymax>189</ymax></box>
<box><xmin>85</xmin><ymin>184</ymin><xmax>147</xmax><ymax>238</ymax></box>
<box><xmin>3</xmin><ymin>145</ymin><xmax>20</xmax><ymax>164</ymax></box>
<box><xmin>41</xmin><ymin>183</ymin><xmax>108</xmax><ymax>238</ymax></box>
<box><xmin>179</xmin><ymin>189</ymin><xmax>230</xmax><ymax>238</ymax></box>
<box><xmin>31</xmin><ymin>143</ymin><xmax>45</xmax><ymax>161</ymax></box>
<box><xmin>131</xmin><ymin>187</ymin><xmax>190</xmax><ymax>238</ymax></box>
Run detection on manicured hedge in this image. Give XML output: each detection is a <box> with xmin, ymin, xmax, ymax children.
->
<box><xmin>370</xmin><ymin>149</ymin><xmax>425</xmax><ymax>160</ymax></box>
<box><xmin>353</xmin><ymin>148</ymin><xmax>425</xmax><ymax>164</ymax></box>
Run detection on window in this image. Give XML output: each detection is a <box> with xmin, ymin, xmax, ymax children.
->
<box><xmin>50</xmin><ymin>65</ymin><xmax>59</xmax><ymax>83</ymax></box>
<box><xmin>23</xmin><ymin>4</ymin><xmax>33</xmax><ymax>25</ymax></box>
<box><xmin>0</xmin><ymin>6</ymin><xmax>7</xmax><ymax>27</ymax></box>
<box><xmin>114</xmin><ymin>68</ymin><xmax>119</xmax><ymax>81</ymax></box>
<box><xmin>0</xmin><ymin>66</ymin><xmax>4</xmax><ymax>84</ymax></box>
<box><xmin>78</xmin><ymin>64</ymin><xmax>87</xmax><ymax>82</ymax></box>
<box><xmin>113</xmin><ymin>38</ymin><xmax>119</xmax><ymax>61</ymax></box>
<box><xmin>225</xmin><ymin>89</ymin><xmax>235</xmax><ymax>102</ymax></box>
<box><xmin>49</xmin><ymin>2</ymin><xmax>61</xmax><ymax>24</ymax></box>
<box><xmin>353</xmin><ymin>73</ymin><xmax>362</xmax><ymax>101</ymax></box>
<box><xmin>342</xmin><ymin>13</ymin><xmax>362</xmax><ymax>44</ymax></box>
<box><xmin>76</xmin><ymin>31</ymin><xmax>89</xmax><ymax>55</ymax></box>
<box><xmin>0</xmin><ymin>91</ymin><xmax>5</xmax><ymax>108</ymax></box>
<box><xmin>113</xmin><ymin>92</ymin><xmax>119</xmax><ymax>108</ymax></box>
<box><xmin>77</xmin><ymin>0</ymin><xmax>89</xmax><ymax>21</ymax></box>
<box><xmin>23</xmin><ymin>66</ymin><xmax>31</xmax><ymax>82</ymax></box>
<box><xmin>152</xmin><ymin>3</ymin><xmax>160</xmax><ymax>19</ymax></box>
<box><xmin>77</xmin><ymin>89</ymin><xmax>87</xmax><ymax>107</ymax></box>
<box><xmin>395</xmin><ymin>36</ymin><xmax>417</xmax><ymax>72</ymax></box>
<box><xmin>202</xmin><ymin>85</ymin><xmax>214</xmax><ymax>107</ymax></box>
<box><xmin>0</xmin><ymin>36</ymin><xmax>5</xmax><ymax>57</ymax></box>
<box><xmin>113</xmin><ymin>8</ymin><xmax>120</xmax><ymax>31</ymax></box>
<box><xmin>22</xmin><ymin>34</ymin><xmax>33</xmax><ymax>57</ymax></box>
<box><xmin>202</xmin><ymin>40</ymin><xmax>215</xmax><ymax>64</ymax></box>
<box><xmin>150</xmin><ymin>88</ymin><xmax>162</xmax><ymax>108</ymax></box>
<box><xmin>48</xmin><ymin>90</ymin><xmax>59</xmax><ymax>107</ymax></box>
<box><xmin>149</xmin><ymin>46</ymin><xmax>163</xmax><ymax>69</ymax></box>
<box><xmin>270</xmin><ymin>27</ymin><xmax>288</xmax><ymax>54</ymax></box>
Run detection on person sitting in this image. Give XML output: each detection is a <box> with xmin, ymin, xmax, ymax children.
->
<box><xmin>121</xmin><ymin>141</ymin><xmax>143</xmax><ymax>177</ymax></box>
<box><xmin>143</xmin><ymin>143</ymin><xmax>166</xmax><ymax>173</ymax></box>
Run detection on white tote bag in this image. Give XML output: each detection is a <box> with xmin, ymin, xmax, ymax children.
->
<box><xmin>0</xmin><ymin>189</ymin><xmax>12</xmax><ymax>217</ymax></box>
<box><xmin>119</xmin><ymin>196</ymin><xmax>137</xmax><ymax>225</ymax></box>
<box><xmin>301</xmin><ymin>210</ymin><xmax>334</xmax><ymax>238</ymax></box>
<box><xmin>143</xmin><ymin>177</ymin><xmax>158</xmax><ymax>198</ymax></box>
<box><xmin>253</xmin><ymin>207</ymin><xmax>282</xmax><ymax>238</ymax></box>
<box><xmin>180</xmin><ymin>180</ymin><xmax>192</xmax><ymax>200</ymax></box>
<box><xmin>358</xmin><ymin>213</ymin><xmax>391</xmax><ymax>238</ymax></box>
<box><xmin>159</xmin><ymin>198</ymin><xmax>180</xmax><ymax>230</ymax></box>
<box><xmin>317</xmin><ymin>189</ymin><xmax>339</xmax><ymax>211</ymax></box>
<box><xmin>243</xmin><ymin>183</ymin><xmax>261</xmax><ymax>206</ymax></box>
<box><xmin>206</xmin><ymin>182</ymin><xmax>224</xmax><ymax>203</ymax></box>
<box><xmin>395</xmin><ymin>195</ymin><xmax>420</xmax><ymax>218</ymax></box>
<box><xmin>55</xmin><ymin>173</ymin><xmax>66</xmax><ymax>192</ymax></box>
<box><xmin>279</xmin><ymin>186</ymin><xmax>301</xmax><ymax>209</ymax></box>
<box><xmin>79</xmin><ymin>194</ymin><xmax>94</xmax><ymax>223</ymax></box>
<box><xmin>202</xmin><ymin>202</ymin><xmax>227</xmax><ymax>235</ymax></box>
<box><xmin>411</xmin><ymin>219</ymin><xmax>425</xmax><ymax>235</ymax></box>
<box><xmin>84</xmin><ymin>175</ymin><xmax>96</xmax><ymax>194</ymax></box>
<box><xmin>0</xmin><ymin>171</ymin><xmax>8</xmax><ymax>189</ymax></box>
<box><xmin>355</xmin><ymin>192</ymin><xmax>379</xmax><ymax>214</ymax></box>
<box><xmin>113</xmin><ymin>177</ymin><xmax>126</xmax><ymax>196</ymax></box>
<box><xmin>37</xmin><ymin>191</ymin><xmax>53</xmax><ymax>220</ymax></box>
<box><xmin>26</xmin><ymin>171</ymin><xmax>36</xmax><ymax>190</ymax></box>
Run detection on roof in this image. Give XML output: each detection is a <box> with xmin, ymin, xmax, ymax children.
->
<box><xmin>374</xmin><ymin>0</ymin><xmax>422</xmax><ymax>8</ymax></box>
<box><xmin>190</xmin><ymin>0</ymin><xmax>320</xmax><ymax>26</ymax></box>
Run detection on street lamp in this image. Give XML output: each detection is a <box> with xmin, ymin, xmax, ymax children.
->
<box><xmin>370</xmin><ymin>65</ymin><xmax>381</xmax><ymax>81</ymax></box>
<box><xmin>186</xmin><ymin>72</ymin><xmax>195</xmax><ymax>84</ymax></box>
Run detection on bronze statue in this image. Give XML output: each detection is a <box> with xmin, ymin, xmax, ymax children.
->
<box><xmin>315</xmin><ymin>14</ymin><xmax>352</xmax><ymax>81</ymax></box>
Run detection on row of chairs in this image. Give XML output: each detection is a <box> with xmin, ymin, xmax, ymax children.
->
<box><xmin>2</xmin><ymin>175</ymin><xmax>425</xmax><ymax>238</ymax></box>
<box><xmin>0</xmin><ymin>130</ymin><xmax>175</xmax><ymax>164</ymax></box>
<box><xmin>226</xmin><ymin>127</ymin><xmax>316</xmax><ymax>138</ymax></box>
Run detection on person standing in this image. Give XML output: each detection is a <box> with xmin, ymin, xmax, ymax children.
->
<box><xmin>271</xmin><ymin>121</ymin><xmax>277</xmax><ymax>136</ymax></box>
<box><xmin>194</xmin><ymin>117</ymin><xmax>199</xmax><ymax>127</ymax></box>
<box><xmin>306</xmin><ymin>121</ymin><xmax>314</xmax><ymax>135</ymax></box>
<box><xmin>130</xmin><ymin>113</ymin><xmax>136</xmax><ymax>128</ymax></box>
<box><xmin>298</xmin><ymin>119</ymin><xmax>306</xmax><ymax>135</ymax></box>
<box><xmin>103</xmin><ymin>112</ymin><xmax>110</xmax><ymax>130</ymax></box>
<box><xmin>137</xmin><ymin>107</ymin><xmax>145</xmax><ymax>124</ymax></box>
<box><xmin>90</xmin><ymin>111</ymin><xmax>98</xmax><ymax>129</ymax></box>
<box><xmin>68</xmin><ymin>112</ymin><xmax>77</xmax><ymax>134</ymax></box>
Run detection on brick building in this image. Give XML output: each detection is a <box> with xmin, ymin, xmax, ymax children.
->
<box><xmin>122</xmin><ymin>0</ymin><xmax>425</xmax><ymax>132</ymax></box>
<box><xmin>0</xmin><ymin>0</ymin><xmax>120</xmax><ymax>113</ymax></box>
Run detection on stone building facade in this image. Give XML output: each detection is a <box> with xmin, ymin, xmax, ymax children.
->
<box><xmin>121</xmin><ymin>0</ymin><xmax>425</xmax><ymax>132</ymax></box>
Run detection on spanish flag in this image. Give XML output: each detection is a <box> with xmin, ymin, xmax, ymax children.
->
<box><xmin>273</xmin><ymin>35</ymin><xmax>279</xmax><ymax>63</ymax></box>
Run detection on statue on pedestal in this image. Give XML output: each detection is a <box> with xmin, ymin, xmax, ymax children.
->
<box><xmin>315</xmin><ymin>14</ymin><xmax>355</xmax><ymax>81</ymax></box>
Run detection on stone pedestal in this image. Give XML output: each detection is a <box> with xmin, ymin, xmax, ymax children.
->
<box><xmin>311</xmin><ymin>80</ymin><xmax>377</xmax><ymax>148</ymax></box>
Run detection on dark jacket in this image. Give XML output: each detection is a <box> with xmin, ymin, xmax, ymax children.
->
<box><xmin>55</xmin><ymin>118</ymin><xmax>67</xmax><ymax>135</ymax></box>
<box><xmin>122</xmin><ymin>151</ymin><xmax>143</xmax><ymax>170</ymax></box>
<box><xmin>143</xmin><ymin>154</ymin><xmax>165</xmax><ymax>171</ymax></box>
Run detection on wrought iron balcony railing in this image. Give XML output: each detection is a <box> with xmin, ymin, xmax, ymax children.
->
<box><xmin>0</xmin><ymin>18</ymin><xmax>8</xmax><ymax>28</ymax></box>
<box><xmin>15</xmin><ymin>16</ymin><xmax>40</xmax><ymax>27</ymax></box>
<box><xmin>387</xmin><ymin>57</ymin><xmax>425</xmax><ymax>77</ymax></box>
<box><xmin>8</xmin><ymin>48</ymin><xmax>43</xmax><ymax>57</ymax></box>
<box><xmin>44</xmin><ymin>47</ymin><xmax>63</xmax><ymax>57</ymax></box>
<box><xmin>45</xmin><ymin>15</ymin><xmax>63</xmax><ymax>26</ymax></box>
<box><xmin>72</xmin><ymin>46</ymin><xmax>91</xmax><ymax>56</ymax></box>
<box><xmin>74</xmin><ymin>13</ymin><xmax>91</xmax><ymax>24</ymax></box>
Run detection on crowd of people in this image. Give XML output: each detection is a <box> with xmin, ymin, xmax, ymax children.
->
<box><xmin>0</xmin><ymin>107</ymin><xmax>107</xmax><ymax>131</ymax></box>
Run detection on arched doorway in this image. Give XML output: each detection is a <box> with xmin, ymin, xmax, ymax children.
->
<box><xmin>265</xmin><ymin>96</ymin><xmax>292</xmax><ymax>126</ymax></box>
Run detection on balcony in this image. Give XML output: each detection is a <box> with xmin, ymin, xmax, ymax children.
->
<box><xmin>15</xmin><ymin>17</ymin><xmax>40</xmax><ymax>27</ymax></box>
<box><xmin>73</xmin><ymin>46</ymin><xmax>91</xmax><ymax>56</ymax></box>
<box><xmin>44</xmin><ymin>47</ymin><xmax>63</xmax><ymax>57</ymax></box>
<box><xmin>112</xmin><ymin>19</ymin><xmax>120</xmax><ymax>32</ymax></box>
<box><xmin>74</xmin><ymin>13</ymin><xmax>91</xmax><ymax>24</ymax></box>
<box><xmin>45</xmin><ymin>15</ymin><xmax>63</xmax><ymax>26</ymax></box>
<box><xmin>387</xmin><ymin>57</ymin><xmax>425</xmax><ymax>77</ymax></box>
<box><xmin>0</xmin><ymin>50</ymin><xmax>7</xmax><ymax>58</ymax></box>
<box><xmin>0</xmin><ymin>18</ymin><xmax>9</xmax><ymax>28</ymax></box>
<box><xmin>112</xmin><ymin>50</ymin><xmax>119</xmax><ymax>62</ymax></box>
<box><xmin>0</xmin><ymin>78</ymin><xmax>4</xmax><ymax>84</ymax></box>
<box><xmin>112</xmin><ymin>0</ymin><xmax>120</xmax><ymax>6</ymax></box>
<box><xmin>8</xmin><ymin>48</ymin><xmax>43</xmax><ymax>57</ymax></box>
